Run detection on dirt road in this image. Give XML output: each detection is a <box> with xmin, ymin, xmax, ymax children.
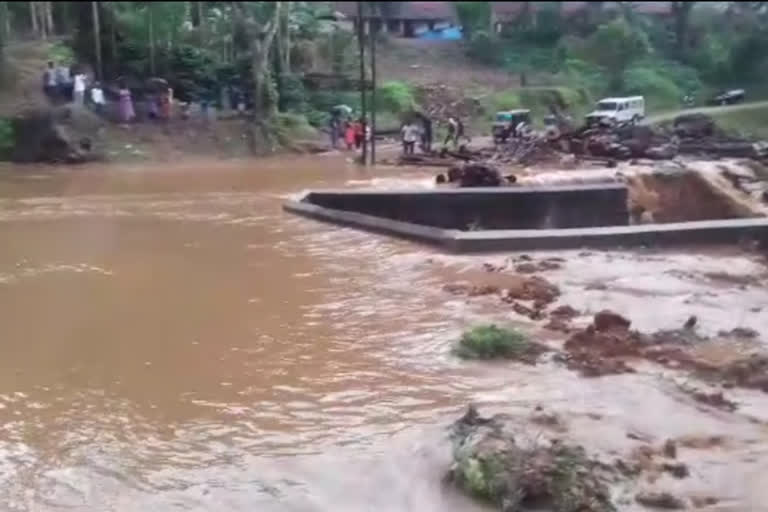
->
<box><xmin>646</xmin><ymin>100</ymin><xmax>768</xmax><ymax>124</ymax></box>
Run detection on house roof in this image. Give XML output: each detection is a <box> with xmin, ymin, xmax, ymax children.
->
<box><xmin>334</xmin><ymin>2</ymin><xmax>456</xmax><ymax>21</ymax></box>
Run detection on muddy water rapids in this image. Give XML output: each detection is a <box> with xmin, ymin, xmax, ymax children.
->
<box><xmin>1</xmin><ymin>155</ymin><xmax>768</xmax><ymax>511</ymax></box>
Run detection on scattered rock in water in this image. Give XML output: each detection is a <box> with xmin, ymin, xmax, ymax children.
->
<box><xmin>449</xmin><ymin>406</ymin><xmax>617</xmax><ymax>512</ymax></box>
<box><xmin>443</xmin><ymin>283</ymin><xmax>500</xmax><ymax>297</ymax></box>
<box><xmin>514</xmin><ymin>258</ymin><xmax>563</xmax><ymax>274</ymax></box>
<box><xmin>690</xmin><ymin>496</ymin><xmax>719</xmax><ymax>507</ymax></box>
<box><xmin>718</xmin><ymin>327</ymin><xmax>759</xmax><ymax>339</ymax></box>
<box><xmin>593</xmin><ymin>310</ymin><xmax>631</xmax><ymax>332</ymax></box>
<box><xmin>502</xmin><ymin>276</ymin><xmax>561</xmax><ymax>306</ymax></box>
<box><xmin>544</xmin><ymin>317</ymin><xmax>573</xmax><ymax>334</ymax></box>
<box><xmin>562</xmin><ymin>311</ymin><xmax>646</xmax><ymax>376</ymax></box>
<box><xmin>515</xmin><ymin>262</ymin><xmax>539</xmax><ymax>274</ymax></box>
<box><xmin>703</xmin><ymin>271</ymin><xmax>754</xmax><ymax>287</ymax></box>
<box><xmin>635</xmin><ymin>491</ymin><xmax>686</xmax><ymax>509</ymax></box>
<box><xmin>679</xmin><ymin>384</ymin><xmax>738</xmax><ymax>411</ymax></box>
<box><xmin>530</xmin><ymin>409</ymin><xmax>568</xmax><ymax>432</ymax></box>
<box><xmin>676</xmin><ymin>435</ymin><xmax>725</xmax><ymax>450</ymax></box>
<box><xmin>713</xmin><ymin>354</ymin><xmax>768</xmax><ymax>392</ymax></box>
<box><xmin>483</xmin><ymin>262</ymin><xmax>505</xmax><ymax>273</ymax></box>
<box><xmin>550</xmin><ymin>305</ymin><xmax>580</xmax><ymax>320</ymax></box>
<box><xmin>510</xmin><ymin>301</ymin><xmax>542</xmax><ymax>320</ymax></box>
<box><xmin>660</xmin><ymin>462</ymin><xmax>690</xmax><ymax>479</ymax></box>
<box><xmin>454</xmin><ymin>325</ymin><xmax>548</xmax><ymax>363</ymax></box>
<box><xmin>662</xmin><ymin>439</ymin><xmax>677</xmax><ymax>459</ymax></box>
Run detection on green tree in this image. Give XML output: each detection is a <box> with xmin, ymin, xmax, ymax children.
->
<box><xmin>233</xmin><ymin>1</ymin><xmax>282</xmax><ymax>153</ymax></box>
<box><xmin>454</xmin><ymin>2</ymin><xmax>491</xmax><ymax>38</ymax></box>
<box><xmin>671</xmin><ymin>1</ymin><xmax>696</xmax><ymax>59</ymax></box>
<box><xmin>586</xmin><ymin>19</ymin><xmax>649</xmax><ymax>89</ymax></box>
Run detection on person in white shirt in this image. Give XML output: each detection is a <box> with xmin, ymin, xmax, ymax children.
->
<box><xmin>73</xmin><ymin>73</ymin><xmax>87</xmax><ymax>105</ymax></box>
<box><xmin>401</xmin><ymin>121</ymin><xmax>420</xmax><ymax>155</ymax></box>
<box><xmin>90</xmin><ymin>82</ymin><xmax>105</xmax><ymax>114</ymax></box>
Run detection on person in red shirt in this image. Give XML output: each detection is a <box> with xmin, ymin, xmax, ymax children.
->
<box><xmin>344</xmin><ymin>120</ymin><xmax>356</xmax><ymax>150</ymax></box>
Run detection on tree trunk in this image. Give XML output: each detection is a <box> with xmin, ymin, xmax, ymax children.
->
<box><xmin>148</xmin><ymin>2</ymin><xmax>155</xmax><ymax>75</ymax></box>
<box><xmin>281</xmin><ymin>1</ymin><xmax>291</xmax><ymax>71</ymax></box>
<box><xmin>3</xmin><ymin>2</ymin><xmax>9</xmax><ymax>40</ymax></box>
<box><xmin>45</xmin><ymin>1</ymin><xmax>53</xmax><ymax>36</ymax></box>
<box><xmin>197</xmin><ymin>1</ymin><xmax>205</xmax><ymax>33</ymax></box>
<box><xmin>30</xmin><ymin>1</ymin><xmax>38</xmax><ymax>37</ymax></box>
<box><xmin>92</xmin><ymin>1</ymin><xmax>102</xmax><ymax>79</ymax></box>
<box><xmin>672</xmin><ymin>1</ymin><xmax>695</xmax><ymax>59</ymax></box>
<box><xmin>38</xmin><ymin>2</ymin><xmax>46</xmax><ymax>40</ymax></box>
<box><xmin>109</xmin><ymin>2</ymin><xmax>117</xmax><ymax>64</ymax></box>
<box><xmin>357</xmin><ymin>1</ymin><xmax>367</xmax><ymax>164</ymax></box>
<box><xmin>234</xmin><ymin>1</ymin><xmax>281</xmax><ymax>153</ymax></box>
<box><xmin>0</xmin><ymin>2</ymin><xmax>6</xmax><ymax>80</ymax></box>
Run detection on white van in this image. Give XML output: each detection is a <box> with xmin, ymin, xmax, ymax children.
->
<box><xmin>585</xmin><ymin>96</ymin><xmax>645</xmax><ymax>125</ymax></box>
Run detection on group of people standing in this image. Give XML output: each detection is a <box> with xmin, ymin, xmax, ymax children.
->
<box><xmin>43</xmin><ymin>61</ymin><xmax>106</xmax><ymax>113</ymax></box>
<box><xmin>329</xmin><ymin>112</ymin><xmax>370</xmax><ymax>151</ymax></box>
<box><xmin>400</xmin><ymin>115</ymin><xmax>464</xmax><ymax>155</ymax></box>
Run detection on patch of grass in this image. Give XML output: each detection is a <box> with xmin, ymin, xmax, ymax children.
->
<box><xmin>455</xmin><ymin>325</ymin><xmax>532</xmax><ymax>360</ymax></box>
<box><xmin>708</xmin><ymin>105</ymin><xmax>768</xmax><ymax>140</ymax></box>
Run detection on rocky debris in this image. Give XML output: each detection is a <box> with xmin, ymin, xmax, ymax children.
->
<box><xmin>11</xmin><ymin>105</ymin><xmax>105</xmax><ymax>163</ymax></box>
<box><xmin>661</xmin><ymin>462</ymin><xmax>690</xmax><ymax>479</ymax></box>
<box><xmin>560</xmin><ymin>312</ymin><xmax>767</xmax><ymax>381</ymax></box>
<box><xmin>544</xmin><ymin>317</ymin><xmax>574</xmax><ymax>334</ymax></box>
<box><xmin>551</xmin><ymin>305</ymin><xmax>580</xmax><ymax>320</ymax></box>
<box><xmin>673</xmin><ymin>113</ymin><xmax>716</xmax><ymax>138</ymax></box>
<box><xmin>714</xmin><ymin>354</ymin><xmax>768</xmax><ymax>392</ymax></box>
<box><xmin>449</xmin><ymin>405</ymin><xmax>617</xmax><ymax>512</ymax></box>
<box><xmin>406</xmin><ymin>112</ymin><xmax>768</xmax><ymax>177</ymax></box>
<box><xmin>515</xmin><ymin>258</ymin><xmax>563</xmax><ymax>273</ymax></box>
<box><xmin>502</xmin><ymin>275</ymin><xmax>561</xmax><ymax>306</ymax></box>
<box><xmin>690</xmin><ymin>496</ymin><xmax>719</xmax><ymax>507</ymax></box>
<box><xmin>718</xmin><ymin>327</ymin><xmax>759</xmax><ymax>339</ymax></box>
<box><xmin>593</xmin><ymin>310</ymin><xmax>632</xmax><ymax>332</ymax></box>
<box><xmin>440</xmin><ymin>162</ymin><xmax>515</xmax><ymax>188</ymax></box>
<box><xmin>510</xmin><ymin>301</ymin><xmax>545</xmax><ymax>321</ymax></box>
<box><xmin>530</xmin><ymin>407</ymin><xmax>568</xmax><ymax>433</ymax></box>
<box><xmin>682</xmin><ymin>385</ymin><xmax>738</xmax><ymax>411</ymax></box>
<box><xmin>443</xmin><ymin>283</ymin><xmax>499</xmax><ymax>296</ymax></box>
<box><xmin>635</xmin><ymin>491</ymin><xmax>686</xmax><ymax>509</ymax></box>
<box><xmin>662</xmin><ymin>439</ymin><xmax>677</xmax><ymax>459</ymax></box>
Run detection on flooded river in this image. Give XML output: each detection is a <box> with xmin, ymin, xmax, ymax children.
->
<box><xmin>1</xmin><ymin>156</ymin><xmax>768</xmax><ymax>511</ymax></box>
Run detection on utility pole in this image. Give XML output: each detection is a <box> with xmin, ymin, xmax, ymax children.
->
<box><xmin>148</xmin><ymin>2</ymin><xmax>155</xmax><ymax>75</ymax></box>
<box><xmin>92</xmin><ymin>1</ymin><xmax>102</xmax><ymax>80</ymax></box>
<box><xmin>356</xmin><ymin>1</ymin><xmax>367</xmax><ymax>165</ymax></box>
<box><xmin>369</xmin><ymin>16</ymin><xmax>376</xmax><ymax>164</ymax></box>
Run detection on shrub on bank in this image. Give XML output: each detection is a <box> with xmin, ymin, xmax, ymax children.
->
<box><xmin>455</xmin><ymin>325</ymin><xmax>532</xmax><ymax>360</ymax></box>
<box><xmin>376</xmin><ymin>81</ymin><xmax>416</xmax><ymax>114</ymax></box>
<box><xmin>0</xmin><ymin>119</ymin><xmax>14</xmax><ymax>159</ymax></box>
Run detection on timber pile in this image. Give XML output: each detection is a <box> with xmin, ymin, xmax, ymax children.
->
<box><xmin>399</xmin><ymin>114</ymin><xmax>768</xmax><ymax>187</ymax></box>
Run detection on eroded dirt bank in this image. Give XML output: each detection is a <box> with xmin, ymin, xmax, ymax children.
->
<box><xmin>1</xmin><ymin>156</ymin><xmax>767</xmax><ymax>510</ymax></box>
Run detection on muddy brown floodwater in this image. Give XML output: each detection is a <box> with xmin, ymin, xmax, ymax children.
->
<box><xmin>1</xmin><ymin>155</ymin><xmax>768</xmax><ymax>511</ymax></box>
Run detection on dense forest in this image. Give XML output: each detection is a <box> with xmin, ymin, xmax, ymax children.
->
<box><xmin>0</xmin><ymin>2</ymin><xmax>767</xmax><ymax>157</ymax></box>
<box><xmin>458</xmin><ymin>2</ymin><xmax>768</xmax><ymax>108</ymax></box>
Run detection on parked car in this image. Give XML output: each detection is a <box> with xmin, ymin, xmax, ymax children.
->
<box><xmin>585</xmin><ymin>96</ymin><xmax>645</xmax><ymax>126</ymax></box>
<box><xmin>492</xmin><ymin>109</ymin><xmax>531</xmax><ymax>143</ymax></box>
<box><xmin>709</xmin><ymin>89</ymin><xmax>745</xmax><ymax>106</ymax></box>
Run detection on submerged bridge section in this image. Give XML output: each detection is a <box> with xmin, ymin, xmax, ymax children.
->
<box><xmin>284</xmin><ymin>185</ymin><xmax>768</xmax><ymax>253</ymax></box>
